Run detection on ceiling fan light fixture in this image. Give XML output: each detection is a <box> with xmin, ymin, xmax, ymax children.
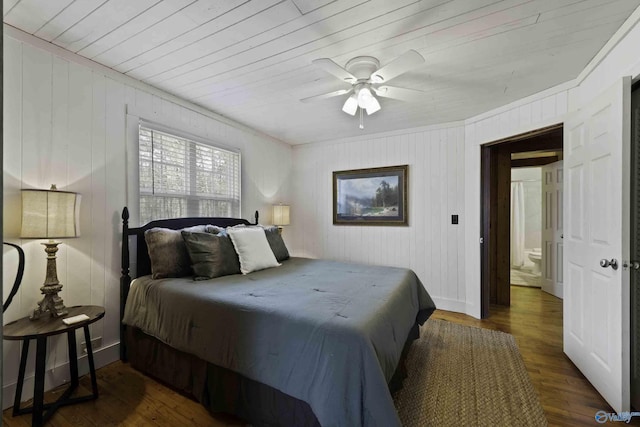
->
<box><xmin>307</xmin><ymin>50</ymin><xmax>426</xmax><ymax>124</ymax></box>
<box><xmin>357</xmin><ymin>86</ymin><xmax>381</xmax><ymax>115</ymax></box>
<box><xmin>357</xmin><ymin>87</ymin><xmax>374</xmax><ymax>108</ymax></box>
<box><xmin>365</xmin><ymin>96</ymin><xmax>381</xmax><ymax>115</ymax></box>
<box><xmin>342</xmin><ymin>94</ymin><xmax>358</xmax><ymax>116</ymax></box>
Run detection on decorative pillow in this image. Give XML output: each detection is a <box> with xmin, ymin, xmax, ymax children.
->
<box><xmin>227</xmin><ymin>227</ymin><xmax>280</xmax><ymax>274</ymax></box>
<box><xmin>145</xmin><ymin>225</ymin><xmax>207</xmax><ymax>279</ymax></box>
<box><xmin>263</xmin><ymin>226</ymin><xmax>290</xmax><ymax>262</ymax></box>
<box><xmin>181</xmin><ymin>231</ymin><xmax>241</xmax><ymax>280</ymax></box>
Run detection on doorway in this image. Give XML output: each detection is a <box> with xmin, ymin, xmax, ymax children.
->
<box><xmin>480</xmin><ymin>124</ymin><xmax>563</xmax><ymax>318</ymax></box>
<box><xmin>510</xmin><ymin>166</ymin><xmax>544</xmax><ymax>289</ymax></box>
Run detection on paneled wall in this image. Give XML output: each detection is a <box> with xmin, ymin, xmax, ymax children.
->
<box><xmin>289</xmin><ymin>124</ymin><xmax>467</xmax><ymax>312</ymax></box>
<box><xmin>2</xmin><ymin>30</ymin><xmax>292</xmax><ymax>408</ymax></box>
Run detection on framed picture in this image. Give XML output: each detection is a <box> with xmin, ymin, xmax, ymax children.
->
<box><xmin>333</xmin><ymin>165</ymin><xmax>408</xmax><ymax>226</ymax></box>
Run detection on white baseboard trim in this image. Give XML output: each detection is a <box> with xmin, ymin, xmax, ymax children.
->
<box><xmin>466</xmin><ymin>302</ymin><xmax>482</xmax><ymax>320</ymax></box>
<box><xmin>431</xmin><ymin>297</ymin><xmax>467</xmax><ymax>314</ymax></box>
<box><xmin>2</xmin><ymin>342</ymin><xmax>120</xmax><ymax>410</ymax></box>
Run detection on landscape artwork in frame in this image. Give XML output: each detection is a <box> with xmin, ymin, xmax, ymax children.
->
<box><xmin>333</xmin><ymin>165</ymin><xmax>408</xmax><ymax>226</ymax></box>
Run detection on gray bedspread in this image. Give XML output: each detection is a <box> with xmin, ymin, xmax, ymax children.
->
<box><xmin>123</xmin><ymin>257</ymin><xmax>435</xmax><ymax>426</ymax></box>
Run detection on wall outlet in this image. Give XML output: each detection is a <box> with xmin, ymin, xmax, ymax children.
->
<box><xmin>80</xmin><ymin>336</ymin><xmax>102</xmax><ymax>354</ymax></box>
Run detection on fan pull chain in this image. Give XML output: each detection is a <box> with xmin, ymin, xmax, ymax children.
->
<box><xmin>359</xmin><ymin>107</ymin><xmax>364</xmax><ymax>129</ymax></box>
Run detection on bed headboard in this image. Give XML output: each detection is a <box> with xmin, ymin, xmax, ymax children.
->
<box><xmin>119</xmin><ymin>206</ymin><xmax>258</xmax><ymax>360</ymax></box>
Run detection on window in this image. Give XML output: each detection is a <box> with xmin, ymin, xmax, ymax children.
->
<box><xmin>138</xmin><ymin>124</ymin><xmax>240</xmax><ymax>224</ymax></box>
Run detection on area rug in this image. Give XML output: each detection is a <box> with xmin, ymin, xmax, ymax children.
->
<box><xmin>394</xmin><ymin>319</ymin><xmax>547</xmax><ymax>426</ymax></box>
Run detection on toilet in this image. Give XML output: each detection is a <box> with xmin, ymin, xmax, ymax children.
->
<box><xmin>527</xmin><ymin>249</ymin><xmax>542</xmax><ymax>275</ymax></box>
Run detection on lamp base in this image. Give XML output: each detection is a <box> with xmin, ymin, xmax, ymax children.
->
<box><xmin>31</xmin><ymin>289</ymin><xmax>68</xmax><ymax>319</ymax></box>
<box><xmin>30</xmin><ymin>241</ymin><xmax>68</xmax><ymax>320</ymax></box>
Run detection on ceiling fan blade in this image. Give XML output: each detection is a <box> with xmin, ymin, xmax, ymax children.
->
<box><xmin>371</xmin><ymin>50</ymin><xmax>425</xmax><ymax>83</ymax></box>
<box><xmin>373</xmin><ymin>85</ymin><xmax>426</xmax><ymax>102</ymax></box>
<box><xmin>312</xmin><ymin>58</ymin><xmax>357</xmax><ymax>83</ymax></box>
<box><xmin>300</xmin><ymin>88</ymin><xmax>353</xmax><ymax>103</ymax></box>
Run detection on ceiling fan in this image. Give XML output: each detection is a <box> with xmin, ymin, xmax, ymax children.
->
<box><xmin>301</xmin><ymin>50</ymin><xmax>426</xmax><ymax>128</ymax></box>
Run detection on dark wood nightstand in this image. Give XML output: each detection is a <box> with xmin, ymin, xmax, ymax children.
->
<box><xmin>3</xmin><ymin>305</ymin><xmax>105</xmax><ymax>426</ymax></box>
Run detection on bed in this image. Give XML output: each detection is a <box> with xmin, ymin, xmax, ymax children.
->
<box><xmin>119</xmin><ymin>207</ymin><xmax>436</xmax><ymax>426</ymax></box>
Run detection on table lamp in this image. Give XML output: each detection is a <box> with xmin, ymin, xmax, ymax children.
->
<box><xmin>272</xmin><ymin>204</ymin><xmax>290</xmax><ymax>235</ymax></box>
<box><xmin>21</xmin><ymin>185</ymin><xmax>81</xmax><ymax>319</ymax></box>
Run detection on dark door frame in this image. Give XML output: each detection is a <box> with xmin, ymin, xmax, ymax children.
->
<box><xmin>480</xmin><ymin>124</ymin><xmax>564</xmax><ymax>318</ymax></box>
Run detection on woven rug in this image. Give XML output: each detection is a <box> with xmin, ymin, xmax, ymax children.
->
<box><xmin>394</xmin><ymin>319</ymin><xmax>547</xmax><ymax>426</ymax></box>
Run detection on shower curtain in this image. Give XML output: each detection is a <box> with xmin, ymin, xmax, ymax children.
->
<box><xmin>511</xmin><ymin>181</ymin><xmax>525</xmax><ymax>268</ymax></box>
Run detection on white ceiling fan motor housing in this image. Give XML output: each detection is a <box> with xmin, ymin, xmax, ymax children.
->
<box><xmin>344</xmin><ymin>56</ymin><xmax>380</xmax><ymax>81</ymax></box>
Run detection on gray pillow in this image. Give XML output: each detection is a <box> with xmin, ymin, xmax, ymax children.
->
<box><xmin>263</xmin><ymin>226</ymin><xmax>290</xmax><ymax>262</ymax></box>
<box><xmin>145</xmin><ymin>225</ymin><xmax>207</xmax><ymax>279</ymax></box>
<box><xmin>181</xmin><ymin>230</ymin><xmax>241</xmax><ymax>280</ymax></box>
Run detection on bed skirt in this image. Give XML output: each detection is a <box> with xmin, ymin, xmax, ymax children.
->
<box><xmin>125</xmin><ymin>323</ymin><xmax>419</xmax><ymax>426</ymax></box>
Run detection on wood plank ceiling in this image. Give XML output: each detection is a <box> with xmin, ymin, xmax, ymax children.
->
<box><xmin>4</xmin><ymin>0</ymin><xmax>640</xmax><ymax>144</ymax></box>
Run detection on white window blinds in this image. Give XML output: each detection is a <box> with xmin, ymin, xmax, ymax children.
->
<box><xmin>138</xmin><ymin>125</ymin><xmax>241</xmax><ymax>224</ymax></box>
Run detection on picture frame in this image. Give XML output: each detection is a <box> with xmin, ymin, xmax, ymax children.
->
<box><xmin>333</xmin><ymin>165</ymin><xmax>408</xmax><ymax>226</ymax></box>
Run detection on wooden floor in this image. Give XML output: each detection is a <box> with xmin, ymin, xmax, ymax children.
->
<box><xmin>2</xmin><ymin>286</ymin><xmax>631</xmax><ymax>426</ymax></box>
<box><xmin>2</xmin><ymin>360</ymin><xmax>244</xmax><ymax>427</ymax></box>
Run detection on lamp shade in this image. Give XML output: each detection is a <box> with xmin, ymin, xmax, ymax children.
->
<box><xmin>272</xmin><ymin>205</ymin><xmax>290</xmax><ymax>226</ymax></box>
<box><xmin>342</xmin><ymin>94</ymin><xmax>358</xmax><ymax>116</ymax></box>
<box><xmin>365</xmin><ymin>96</ymin><xmax>381</xmax><ymax>115</ymax></box>
<box><xmin>21</xmin><ymin>187</ymin><xmax>81</xmax><ymax>239</ymax></box>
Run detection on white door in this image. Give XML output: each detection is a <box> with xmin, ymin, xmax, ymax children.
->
<box><xmin>564</xmin><ymin>77</ymin><xmax>631</xmax><ymax>412</ymax></box>
<box><xmin>541</xmin><ymin>161</ymin><xmax>563</xmax><ymax>298</ymax></box>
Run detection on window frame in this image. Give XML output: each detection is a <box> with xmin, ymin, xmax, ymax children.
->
<box><xmin>137</xmin><ymin>119</ymin><xmax>241</xmax><ymax>223</ymax></box>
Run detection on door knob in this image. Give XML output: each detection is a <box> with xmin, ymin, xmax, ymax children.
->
<box><xmin>623</xmin><ymin>261</ymin><xmax>640</xmax><ymax>270</ymax></box>
<box><xmin>600</xmin><ymin>259</ymin><xmax>619</xmax><ymax>270</ymax></box>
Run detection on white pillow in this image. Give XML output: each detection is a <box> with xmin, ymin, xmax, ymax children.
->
<box><xmin>227</xmin><ymin>227</ymin><xmax>280</xmax><ymax>274</ymax></box>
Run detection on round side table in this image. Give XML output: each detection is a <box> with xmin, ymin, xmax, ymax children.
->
<box><xmin>3</xmin><ymin>305</ymin><xmax>105</xmax><ymax>427</ymax></box>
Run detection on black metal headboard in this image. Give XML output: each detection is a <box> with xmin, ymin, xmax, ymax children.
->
<box><xmin>119</xmin><ymin>206</ymin><xmax>258</xmax><ymax>360</ymax></box>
